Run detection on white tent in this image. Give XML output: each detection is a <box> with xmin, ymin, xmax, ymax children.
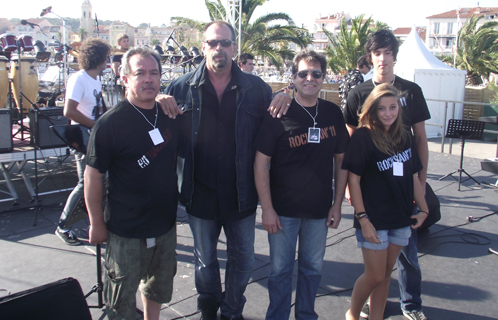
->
<box><xmin>395</xmin><ymin>27</ymin><xmax>467</xmax><ymax>138</ymax></box>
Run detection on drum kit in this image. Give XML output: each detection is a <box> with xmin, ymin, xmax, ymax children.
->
<box><xmin>0</xmin><ymin>31</ymin><xmax>73</xmax><ymax>141</ymax></box>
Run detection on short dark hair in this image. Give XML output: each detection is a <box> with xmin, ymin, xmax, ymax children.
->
<box><xmin>203</xmin><ymin>20</ymin><xmax>236</xmax><ymax>42</ymax></box>
<box><xmin>78</xmin><ymin>38</ymin><xmax>110</xmax><ymax>71</ymax></box>
<box><xmin>364</xmin><ymin>29</ymin><xmax>399</xmax><ymax>64</ymax></box>
<box><xmin>291</xmin><ymin>49</ymin><xmax>327</xmax><ymax>77</ymax></box>
<box><xmin>116</xmin><ymin>33</ymin><xmax>129</xmax><ymax>43</ymax></box>
<box><xmin>357</xmin><ymin>54</ymin><xmax>370</xmax><ymax>69</ymax></box>
<box><xmin>121</xmin><ymin>46</ymin><xmax>162</xmax><ymax>76</ymax></box>
<box><xmin>238</xmin><ymin>53</ymin><xmax>254</xmax><ymax>65</ymax></box>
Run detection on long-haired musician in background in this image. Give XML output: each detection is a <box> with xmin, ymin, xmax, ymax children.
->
<box><xmin>55</xmin><ymin>38</ymin><xmax>110</xmax><ymax>246</ymax></box>
<box><xmin>111</xmin><ymin>33</ymin><xmax>130</xmax><ymax>79</ymax></box>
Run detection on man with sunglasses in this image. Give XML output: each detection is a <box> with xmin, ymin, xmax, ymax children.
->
<box><xmin>164</xmin><ymin>21</ymin><xmax>272</xmax><ymax>320</ymax></box>
<box><xmin>343</xmin><ymin>30</ymin><xmax>431</xmax><ymax>320</ymax></box>
<box><xmin>254</xmin><ymin>49</ymin><xmax>349</xmax><ymax>319</ymax></box>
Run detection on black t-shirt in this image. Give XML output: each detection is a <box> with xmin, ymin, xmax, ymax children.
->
<box><xmin>342</xmin><ymin>127</ymin><xmax>423</xmax><ymax>230</ymax></box>
<box><xmin>111</xmin><ymin>54</ymin><xmax>123</xmax><ymax>64</ymax></box>
<box><xmin>344</xmin><ymin>76</ymin><xmax>431</xmax><ymax>130</ymax></box>
<box><xmin>86</xmin><ymin>99</ymin><xmax>178</xmax><ymax>238</ymax></box>
<box><xmin>255</xmin><ymin>98</ymin><xmax>349</xmax><ymax>219</ymax></box>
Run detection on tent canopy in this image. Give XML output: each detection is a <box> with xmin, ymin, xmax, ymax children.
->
<box><xmin>395</xmin><ymin>27</ymin><xmax>467</xmax><ymax>138</ymax></box>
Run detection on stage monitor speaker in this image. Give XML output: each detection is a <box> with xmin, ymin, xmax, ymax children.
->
<box><xmin>0</xmin><ymin>277</ymin><xmax>92</xmax><ymax>320</ymax></box>
<box><xmin>0</xmin><ymin>109</ymin><xmax>13</xmax><ymax>153</ymax></box>
<box><xmin>29</xmin><ymin>107</ymin><xmax>69</xmax><ymax>149</ymax></box>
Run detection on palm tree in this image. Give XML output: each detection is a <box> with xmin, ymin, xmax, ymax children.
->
<box><xmin>439</xmin><ymin>15</ymin><xmax>498</xmax><ymax>85</ymax></box>
<box><xmin>324</xmin><ymin>14</ymin><xmax>374</xmax><ymax>74</ymax></box>
<box><xmin>171</xmin><ymin>0</ymin><xmax>312</xmax><ymax>68</ymax></box>
<box><xmin>150</xmin><ymin>39</ymin><xmax>161</xmax><ymax>46</ymax></box>
<box><xmin>78</xmin><ymin>27</ymin><xmax>87</xmax><ymax>41</ymax></box>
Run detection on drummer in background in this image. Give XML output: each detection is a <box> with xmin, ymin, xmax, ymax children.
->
<box><xmin>111</xmin><ymin>33</ymin><xmax>130</xmax><ymax>79</ymax></box>
<box><xmin>55</xmin><ymin>38</ymin><xmax>110</xmax><ymax>246</ymax></box>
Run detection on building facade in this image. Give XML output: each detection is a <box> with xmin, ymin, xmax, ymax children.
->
<box><xmin>425</xmin><ymin>6</ymin><xmax>498</xmax><ymax>54</ymax></box>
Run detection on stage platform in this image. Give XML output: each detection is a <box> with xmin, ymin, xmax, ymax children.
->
<box><xmin>0</xmin><ymin>144</ymin><xmax>497</xmax><ymax>319</ymax></box>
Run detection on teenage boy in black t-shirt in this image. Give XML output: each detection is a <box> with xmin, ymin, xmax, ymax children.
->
<box><xmin>343</xmin><ymin>29</ymin><xmax>431</xmax><ymax>320</ymax></box>
<box><xmin>254</xmin><ymin>49</ymin><xmax>349</xmax><ymax>320</ymax></box>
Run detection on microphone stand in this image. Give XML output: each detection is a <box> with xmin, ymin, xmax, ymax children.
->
<box><xmin>19</xmin><ymin>92</ymin><xmax>57</xmax><ymax>225</ymax></box>
<box><xmin>44</xmin><ymin>9</ymin><xmax>68</xmax><ymax>87</ymax></box>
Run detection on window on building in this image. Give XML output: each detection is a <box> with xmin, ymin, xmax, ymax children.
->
<box><xmin>434</xmin><ymin>22</ymin><xmax>440</xmax><ymax>34</ymax></box>
<box><xmin>448</xmin><ymin>23</ymin><xmax>453</xmax><ymax>34</ymax></box>
<box><xmin>321</xmin><ymin>33</ymin><xmax>327</xmax><ymax>39</ymax></box>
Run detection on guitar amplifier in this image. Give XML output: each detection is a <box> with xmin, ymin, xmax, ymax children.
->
<box><xmin>29</xmin><ymin>107</ymin><xmax>69</xmax><ymax>149</ymax></box>
<box><xmin>0</xmin><ymin>109</ymin><xmax>13</xmax><ymax>153</ymax></box>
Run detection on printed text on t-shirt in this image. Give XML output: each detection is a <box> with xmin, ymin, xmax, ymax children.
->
<box><xmin>288</xmin><ymin>126</ymin><xmax>337</xmax><ymax>148</ymax></box>
<box><xmin>376</xmin><ymin>147</ymin><xmax>412</xmax><ymax>172</ymax></box>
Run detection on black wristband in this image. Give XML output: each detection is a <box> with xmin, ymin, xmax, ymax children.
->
<box><xmin>355</xmin><ymin>211</ymin><xmax>368</xmax><ymax>220</ymax></box>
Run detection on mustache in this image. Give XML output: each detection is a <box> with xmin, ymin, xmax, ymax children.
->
<box><xmin>140</xmin><ymin>85</ymin><xmax>157</xmax><ymax>92</ymax></box>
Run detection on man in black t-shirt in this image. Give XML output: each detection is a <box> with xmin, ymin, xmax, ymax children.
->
<box><xmin>111</xmin><ymin>33</ymin><xmax>130</xmax><ymax>78</ymax></box>
<box><xmin>343</xmin><ymin>29</ymin><xmax>431</xmax><ymax>320</ymax></box>
<box><xmin>85</xmin><ymin>47</ymin><xmax>177</xmax><ymax>320</ymax></box>
<box><xmin>254</xmin><ymin>49</ymin><xmax>349</xmax><ymax>319</ymax></box>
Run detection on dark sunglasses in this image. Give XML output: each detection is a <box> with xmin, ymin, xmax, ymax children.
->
<box><xmin>204</xmin><ymin>39</ymin><xmax>234</xmax><ymax>47</ymax></box>
<box><xmin>296</xmin><ymin>70</ymin><xmax>324</xmax><ymax>79</ymax></box>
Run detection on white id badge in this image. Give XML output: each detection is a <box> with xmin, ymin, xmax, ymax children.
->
<box><xmin>149</xmin><ymin>128</ymin><xmax>164</xmax><ymax>145</ymax></box>
<box><xmin>393</xmin><ymin>162</ymin><xmax>403</xmax><ymax>176</ymax></box>
<box><xmin>146</xmin><ymin>238</ymin><xmax>156</xmax><ymax>248</ymax></box>
<box><xmin>308</xmin><ymin>127</ymin><xmax>320</xmax><ymax>143</ymax></box>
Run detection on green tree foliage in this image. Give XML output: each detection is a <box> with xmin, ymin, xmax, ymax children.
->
<box><xmin>324</xmin><ymin>14</ymin><xmax>374</xmax><ymax>74</ymax></box>
<box><xmin>171</xmin><ymin>0</ymin><xmax>312</xmax><ymax>68</ymax></box>
<box><xmin>439</xmin><ymin>15</ymin><xmax>498</xmax><ymax>85</ymax></box>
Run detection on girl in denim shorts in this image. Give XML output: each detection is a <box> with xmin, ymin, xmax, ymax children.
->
<box><xmin>342</xmin><ymin>84</ymin><xmax>429</xmax><ymax>320</ymax></box>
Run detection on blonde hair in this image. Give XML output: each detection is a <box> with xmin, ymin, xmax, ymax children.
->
<box><xmin>358</xmin><ymin>83</ymin><xmax>409</xmax><ymax>155</ymax></box>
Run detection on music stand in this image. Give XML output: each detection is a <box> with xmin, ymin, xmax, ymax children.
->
<box><xmin>439</xmin><ymin>119</ymin><xmax>485</xmax><ymax>190</ymax></box>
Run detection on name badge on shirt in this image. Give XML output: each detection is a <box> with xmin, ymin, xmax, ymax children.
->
<box><xmin>308</xmin><ymin>127</ymin><xmax>320</xmax><ymax>143</ymax></box>
<box><xmin>146</xmin><ymin>238</ymin><xmax>156</xmax><ymax>248</ymax></box>
<box><xmin>149</xmin><ymin>128</ymin><xmax>164</xmax><ymax>145</ymax></box>
<box><xmin>393</xmin><ymin>162</ymin><xmax>403</xmax><ymax>176</ymax></box>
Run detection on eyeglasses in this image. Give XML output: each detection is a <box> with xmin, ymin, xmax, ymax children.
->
<box><xmin>296</xmin><ymin>70</ymin><xmax>324</xmax><ymax>79</ymax></box>
<box><xmin>204</xmin><ymin>39</ymin><xmax>234</xmax><ymax>47</ymax></box>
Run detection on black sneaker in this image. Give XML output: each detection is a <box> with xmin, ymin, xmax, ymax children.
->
<box><xmin>55</xmin><ymin>228</ymin><xmax>82</xmax><ymax>246</ymax></box>
<box><xmin>220</xmin><ymin>315</ymin><xmax>244</xmax><ymax>320</ymax></box>
<box><xmin>200</xmin><ymin>311</ymin><xmax>217</xmax><ymax>320</ymax></box>
<box><xmin>360</xmin><ymin>303</ymin><xmax>369</xmax><ymax>319</ymax></box>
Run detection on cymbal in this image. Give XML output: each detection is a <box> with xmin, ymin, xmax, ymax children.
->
<box><xmin>69</xmin><ymin>41</ymin><xmax>82</xmax><ymax>50</ymax></box>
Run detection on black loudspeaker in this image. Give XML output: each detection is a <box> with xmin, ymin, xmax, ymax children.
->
<box><xmin>0</xmin><ymin>277</ymin><xmax>92</xmax><ymax>320</ymax></box>
<box><xmin>29</xmin><ymin>107</ymin><xmax>69</xmax><ymax>148</ymax></box>
<box><xmin>0</xmin><ymin>109</ymin><xmax>13</xmax><ymax>153</ymax></box>
<box><xmin>419</xmin><ymin>183</ymin><xmax>441</xmax><ymax>231</ymax></box>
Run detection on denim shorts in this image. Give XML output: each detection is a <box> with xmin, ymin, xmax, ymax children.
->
<box><xmin>356</xmin><ymin>226</ymin><xmax>411</xmax><ymax>250</ymax></box>
<box><xmin>104</xmin><ymin>226</ymin><xmax>177</xmax><ymax>319</ymax></box>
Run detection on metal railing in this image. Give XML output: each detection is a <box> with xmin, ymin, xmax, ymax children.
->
<box><xmin>425</xmin><ymin>99</ymin><xmax>498</xmax><ymax>157</ymax></box>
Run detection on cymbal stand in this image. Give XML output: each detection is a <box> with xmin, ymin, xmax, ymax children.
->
<box><xmin>15</xmin><ymin>41</ymin><xmax>26</xmax><ymax>141</ymax></box>
<box><xmin>84</xmin><ymin>243</ymin><xmax>104</xmax><ymax>309</ymax></box>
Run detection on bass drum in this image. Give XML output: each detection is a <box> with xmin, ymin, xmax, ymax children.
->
<box><xmin>11</xmin><ymin>56</ymin><xmax>39</xmax><ymax>113</ymax></box>
<box><xmin>0</xmin><ymin>56</ymin><xmax>9</xmax><ymax>108</ymax></box>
